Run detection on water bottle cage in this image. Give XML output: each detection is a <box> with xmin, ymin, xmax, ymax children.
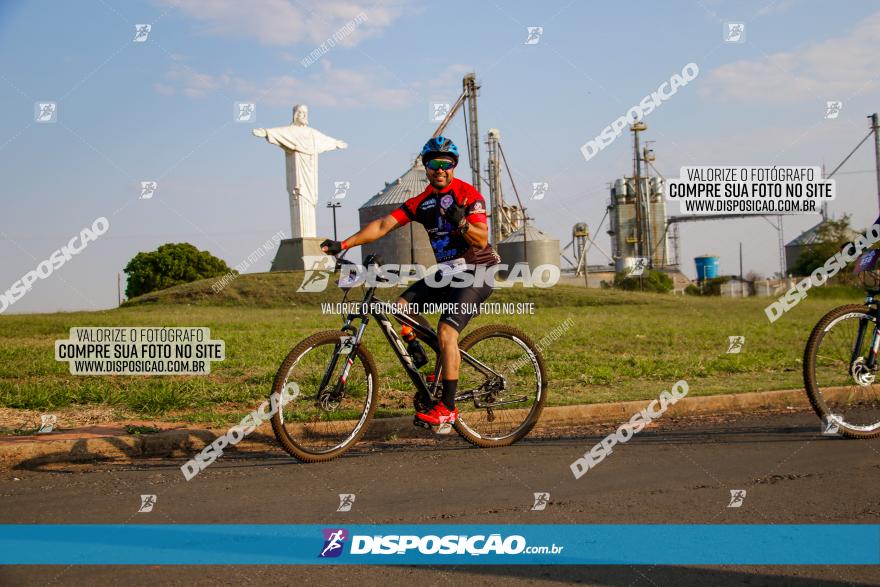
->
<box><xmin>406</xmin><ymin>339</ymin><xmax>429</xmax><ymax>368</ymax></box>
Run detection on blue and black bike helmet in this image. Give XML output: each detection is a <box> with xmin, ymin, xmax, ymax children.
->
<box><xmin>420</xmin><ymin>136</ymin><xmax>459</xmax><ymax>166</ymax></box>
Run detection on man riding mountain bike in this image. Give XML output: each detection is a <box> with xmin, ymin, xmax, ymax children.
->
<box><xmin>321</xmin><ymin>136</ymin><xmax>500</xmax><ymax>427</ymax></box>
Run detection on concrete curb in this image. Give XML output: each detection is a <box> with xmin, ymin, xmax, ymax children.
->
<box><xmin>0</xmin><ymin>387</ymin><xmax>819</xmax><ymax>469</ymax></box>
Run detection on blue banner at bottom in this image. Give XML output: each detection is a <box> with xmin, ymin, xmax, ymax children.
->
<box><xmin>1</xmin><ymin>525</ymin><xmax>877</xmax><ymax>565</ymax></box>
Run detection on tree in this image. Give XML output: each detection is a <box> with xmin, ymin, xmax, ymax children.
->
<box><xmin>790</xmin><ymin>216</ymin><xmax>854</xmax><ymax>279</ymax></box>
<box><xmin>124</xmin><ymin>243</ymin><xmax>234</xmax><ymax>298</ymax></box>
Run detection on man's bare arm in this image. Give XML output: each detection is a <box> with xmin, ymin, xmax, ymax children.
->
<box><xmin>342</xmin><ymin>214</ymin><xmax>401</xmax><ymax>248</ymax></box>
<box><xmin>462</xmin><ymin>221</ymin><xmax>489</xmax><ymax>249</ymax></box>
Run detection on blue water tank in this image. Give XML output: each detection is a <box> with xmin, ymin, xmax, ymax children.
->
<box><xmin>694</xmin><ymin>255</ymin><xmax>719</xmax><ymax>281</ymax></box>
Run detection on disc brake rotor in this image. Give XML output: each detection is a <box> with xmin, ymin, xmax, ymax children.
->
<box><xmin>317</xmin><ymin>387</ymin><xmax>342</xmax><ymax>411</ymax></box>
<box><xmin>851</xmin><ymin>357</ymin><xmax>875</xmax><ymax>387</ymax></box>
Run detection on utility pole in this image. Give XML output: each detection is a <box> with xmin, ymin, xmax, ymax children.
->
<box><xmin>117</xmin><ymin>273</ymin><xmax>122</xmax><ymax>306</ymax></box>
<box><xmin>777</xmin><ymin>216</ymin><xmax>786</xmax><ymax>278</ymax></box>
<box><xmin>486</xmin><ymin>129</ymin><xmax>503</xmax><ymax>247</ymax></box>
<box><xmin>739</xmin><ymin>241</ymin><xmax>744</xmax><ymax>296</ymax></box>
<box><xmin>739</xmin><ymin>242</ymin><xmax>743</xmax><ymax>280</ymax></box>
<box><xmin>326</xmin><ymin>201</ymin><xmax>341</xmax><ymax>240</ymax></box>
<box><xmin>871</xmin><ymin>113</ymin><xmax>880</xmax><ymax>214</ymax></box>
<box><xmin>821</xmin><ymin>162</ymin><xmax>829</xmax><ymax>220</ymax></box>
<box><xmin>631</xmin><ymin>121</ymin><xmax>648</xmax><ymax>264</ymax></box>
<box><xmin>463</xmin><ymin>73</ymin><xmax>481</xmax><ymax>193</ymax></box>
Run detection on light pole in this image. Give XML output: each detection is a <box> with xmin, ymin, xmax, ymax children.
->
<box><xmin>326</xmin><ymin>201</ymin><xmax>341</xmax><ymax>240</ymax></box>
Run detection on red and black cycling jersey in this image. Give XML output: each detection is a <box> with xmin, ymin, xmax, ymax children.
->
<box><xmin>391</xmin><ymin>177</ymin><xmax>500</xmax><ymax>266</ymax></box>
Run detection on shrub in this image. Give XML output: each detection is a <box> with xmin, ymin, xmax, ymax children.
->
<box><xmin>124</xmin><ymin>243</ymin><xmax>234</xmax><ymax>298</ymax></box>
<box><xmin>614</xmin><ymin>270</ymin><xmax>673</xmax><ymax>293</ymax></box>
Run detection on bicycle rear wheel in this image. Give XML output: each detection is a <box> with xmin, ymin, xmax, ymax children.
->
<box><xmin>270</xmin><ymin>330</ymin><xmax>379</xmax><ymax>462</ymax></box>
<box><xmin>453</xmin><ymin>325</ymin><xmax>547</xmax><ymax>447</ymax></box>
<box><xmin>803</xmin><ymin>304</ymin><xmax>880</xmax><ymax>438</ymax></box>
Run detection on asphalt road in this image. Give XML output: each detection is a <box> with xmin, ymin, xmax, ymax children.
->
<box><xmin>1</xmin><ymin>410</ymin><xmax>879</xmax><ymax>586</ymax></box>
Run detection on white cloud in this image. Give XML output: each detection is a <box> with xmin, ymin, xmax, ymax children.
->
<box><xmin>702</xmin><ymin>11</ymin><xmax>880</xmax><ymax>103</ymax></box>
<box><xmin>153</xmin><ymin>61</ymin><xmax>413</xmax><ymax>109</ymax></box>
<box><xmin>158</xmin><ymin>0</ymin><xmax>408</xmax><ymax>47</ymax></box>
<box><xmin>424</xmin><ymin>64</ymin><xmax>474</xmax><ymax>90</ymax></box>
<box><xmin>754</xmin><ymin>0</ymin><xmax>799</xmax><ymax>18</ymax></box>
<box><xmin>154</xmin><ymin>64</ymin><xmax>241</xmax><ymax>98</ymax></box>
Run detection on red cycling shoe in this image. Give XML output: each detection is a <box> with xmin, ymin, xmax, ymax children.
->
<box><xmin>416</xmin><ymin>403</ymin><xmax>458</xmax><ymax>426</ymax></box>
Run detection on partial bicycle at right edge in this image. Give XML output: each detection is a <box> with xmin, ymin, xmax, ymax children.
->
<box><xmin>803</xmin><ymin>248</ymin><xmax>880</xmax><ymax>438</ymax></box>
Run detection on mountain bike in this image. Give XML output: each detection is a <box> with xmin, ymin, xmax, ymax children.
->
<box><xmin>803</xmin><ymin>249</ymin><xmax>880</xmax><ymax>438</ymax></box>
<box><xmin>270</xmin><ymin>254</ymin><xmax>548</xmax><ymax>462</ymax></box>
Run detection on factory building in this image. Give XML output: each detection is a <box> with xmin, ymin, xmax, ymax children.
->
<box><xmin>607</xmin><ymin>176</ymin><xmax>669</xmax><ymax>271</ymax></box>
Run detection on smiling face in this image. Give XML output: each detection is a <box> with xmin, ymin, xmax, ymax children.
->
<box><xmin>425</xmin><ymin>156</ymin><xmax>456</xmax><ymax>190</ymax></box>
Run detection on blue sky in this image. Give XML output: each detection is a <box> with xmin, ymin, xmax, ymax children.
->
<box><xmin>2</xmin><ymin>0</ymin><xmax>880</xmax><ymax>313</ymax></box>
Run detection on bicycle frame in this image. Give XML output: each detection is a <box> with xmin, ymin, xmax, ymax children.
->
<box><xmin>328</xmin><ymin>255</ymin><xmax>506</xmax><ymax>404</ymax></box>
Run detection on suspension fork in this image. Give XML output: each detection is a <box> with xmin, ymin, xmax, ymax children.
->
<box><xmin>318</xmin><ymin>307</ymin><xmax>371</xmax><ymax>400</ymax></box>
<box><xmin>331</xmin><ymin>319</ymin><xmax>369</xmax><ymax>395</ymax></box>
<box><xmin>862</xmin><ymin>300</ymin><xmax>880</xmax><ymax>370</ymax></box>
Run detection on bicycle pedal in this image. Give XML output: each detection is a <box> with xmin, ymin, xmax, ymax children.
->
<box><xmin>435</xmin><ymin>422</ymin><xmax>453</xmax><ymax>435</ymax></box>
<box><xmin>413</xmin><ymin>417</ymin><xmax>432</xmax><ymax>430</ymax></box>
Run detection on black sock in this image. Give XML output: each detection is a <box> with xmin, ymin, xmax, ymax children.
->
<box><xmin>441</xmin><ymin>379</ymin><xmax>457</xmax><ymax>410</ymax></box>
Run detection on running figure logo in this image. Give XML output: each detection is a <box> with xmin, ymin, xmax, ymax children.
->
<box><xmin>822</xmin><ymin>414</ymin><xmax>841</xmax><ymax>436</ymax></box>
<box><xmin>140</xmin><ymin>181</ymin><xmax>158</xmax><ymax>200</ymax></box>
<box><xmin>134</xmin><ymin>24</ymin><xmax>151</xmax><ymax>42</ymax></box>
<box><xmin>319</xmin><ymin>528</ymin><xmax>348</xmax><ymax>558</ymax></box>
<box><xmin>727</xmin><ymin>336</ymin><xmax>745</xmax><ymax>354</ymax></box>
<box><xmin>431</xmin><ymin>103</ymin><xmax>450</xmax><ymax>122</ymax></box>
<box><xmin>629</xmin><ymin>257</ymin><xmax>648</xmax><ymax>277</ymax></box>
<box><xmin>138</xmin><ymin>494</ymin><xmax>157</xmax><ymax>513</ymax></box>
<box><xmin>727</xmin><ymin>489</ymin><xmax>746</xmax><ymax>508</ymax></box>
<box><xmin>38</xmin><ymin>414</ymin><xmax>57</xmax><ymax>434</ymax></box>
<box><xmin>524</xmin><ymin>26</ymin><xmax>543</xmax><ymax>45</ymax></box>
<box><xmin>825</xmin><ymin>101</ymin><xmax>843</xmax><ymax>119</ymax></box>
<box><xmin>35</xmin><ymin>102</ymin><xmax>57</xmax><ymax>123</ymax></box>
<box><xmin>236</xmin><ymin>103</ymin><xmax>256</xmax><ymax>123</ymax></box>
<box><xmin>531</xmin><ymin>182</ymin><xmax>549</xmax><ymax>201</ymax></box>
<box><xmin>298</xmin><ymin>255</ymin><xmax>335</xmax><ymax>293</ymax></box>
<box><xmin>337</xmin><ymin>494</ymin><xmax>356</xmax><ymax>512</ymax></box>
<box><xmin>334</xmin><ymin>181</ymin><xmax>351</xmax><ymax>199</ymax></box>
<box><xmin>724</xmin><ymin>22</ymin><xmax>745</xmax><ymax>43</ymax></box>
<box><xmin>531</xmin><ymin>492</ymin><xmax>550</xmax><ymax>511</ymax></box>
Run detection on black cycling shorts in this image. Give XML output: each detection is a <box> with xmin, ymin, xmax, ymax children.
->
<box><xmin>399</xmin><ymin>272</ymin><xmax>494</xmax><ymax>333</ymax></box>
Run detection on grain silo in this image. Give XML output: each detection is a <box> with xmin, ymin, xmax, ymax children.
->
<box><xmin>607</xmin><ymin>176</ymin><xmax>668</xmax><ymax>270</ymax></box>
<box><xmin>497</xmin><ymin>224</ymin><xmax>560</xmax><ymax>270</ymax></box>
<box><xmin>358</xmin><ymin>161</ymin><xmax>435</xmax><ymax>266</ymax></box>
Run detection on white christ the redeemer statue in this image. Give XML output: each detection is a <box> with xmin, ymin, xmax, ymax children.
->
<box><xmin>252</xmin><ymin>104</ymin><xmax>347</xmax><ymax>239</ymax></box>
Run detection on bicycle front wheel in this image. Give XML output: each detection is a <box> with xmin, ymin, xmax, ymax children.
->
<box><xmin>454</xmin><ymin>325</ymin><xmax>547</xmax><ymax>447</ymax></box>
<box><xmin>803</xmin><ymin>304</ymin><xmax>880</xmax><ymax>438</ymax></box>
<box><xmin>270</xmin><ymin>330</ymin><xmax>379</xmax><ymax>462</ymax></box>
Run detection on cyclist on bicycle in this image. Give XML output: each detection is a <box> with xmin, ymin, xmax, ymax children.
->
<box><xmin>321</xmin><ymin>136</ymin><xmax>500</xmax><ymax>427</ymax></box>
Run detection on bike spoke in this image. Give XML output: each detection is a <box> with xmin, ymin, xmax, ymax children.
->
<box><xmin>277</xmin><ymin>339</ymin><xmax>373</xmax><ymax>454</ymax></box>
<box><xmin>457</xmin><ymin>333</ymin><xmax>541</xmax><ymax>440</ymax></box>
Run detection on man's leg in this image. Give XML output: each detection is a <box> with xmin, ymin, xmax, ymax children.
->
<box><xmin>437</xmin><ymin>322</ymin><xmax>460</xmax><ymax>411</ymax></box>
<box><xmin>434</xmin><ymin>279</ymin><xmax>495</xmax><ymax>411</ymax></box>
